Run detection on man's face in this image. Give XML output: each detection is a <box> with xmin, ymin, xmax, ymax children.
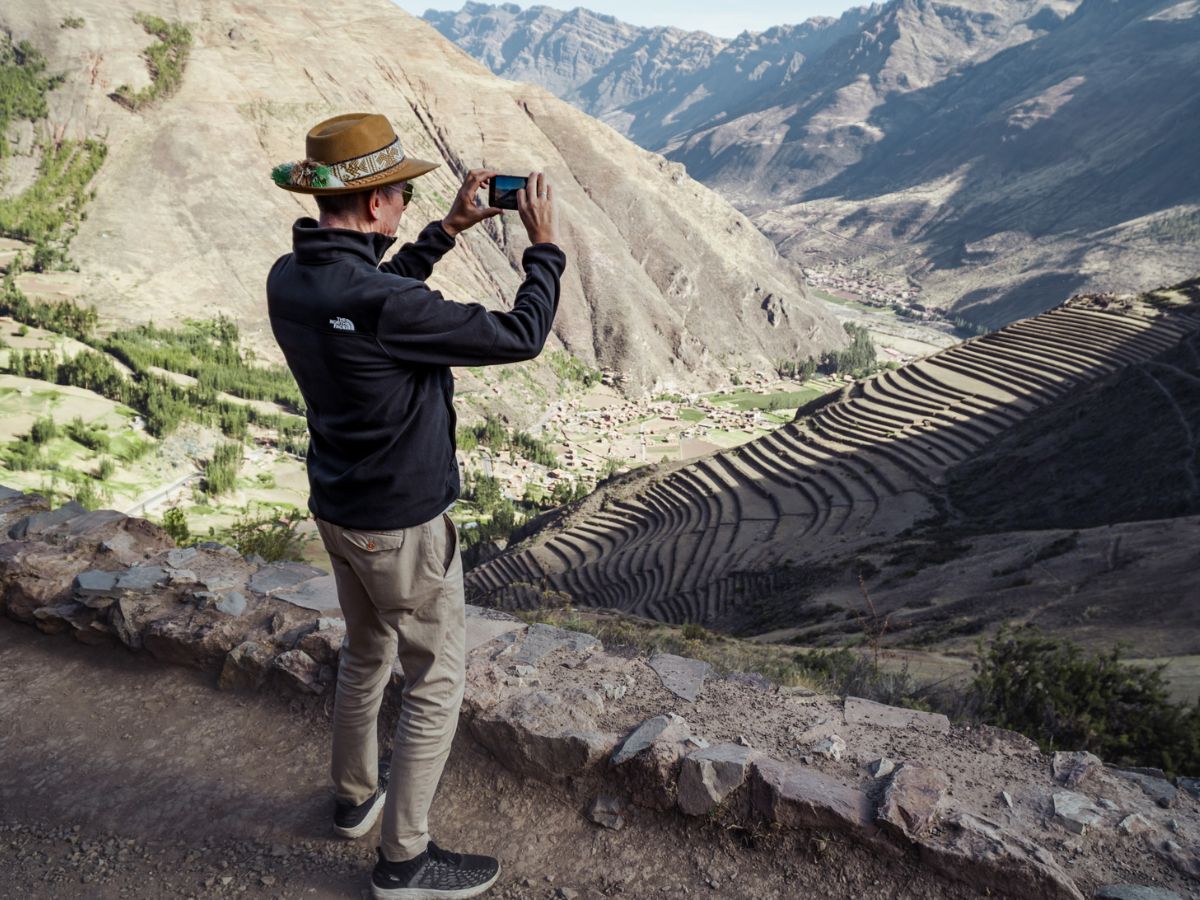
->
<box><xmin>375</xmin><ymin>183</ymin><xmax>408</xmax><ymax>236</ymax></box>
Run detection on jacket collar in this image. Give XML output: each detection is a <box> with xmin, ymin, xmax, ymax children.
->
<box><xmin>291</xmin><ymin>217</ymin><xmax>397</xmax><ymax>267</ymax></box>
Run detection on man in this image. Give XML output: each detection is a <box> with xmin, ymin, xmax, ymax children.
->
<box><xmin>266</xmin><ymin>112</ymin><xmax>563</xmax><ymax>899</ymax></box>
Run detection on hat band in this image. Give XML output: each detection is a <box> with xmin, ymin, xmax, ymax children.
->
<box><xmin>330</xmin><ymin>137</ymin><xmax>407</xmax><ymax>185</ymax></box>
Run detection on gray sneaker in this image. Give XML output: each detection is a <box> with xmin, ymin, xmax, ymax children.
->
<box><xmin>370</xmin><ymin>841</ymin><xmax>500</xmax><ymax>899</ymax></box>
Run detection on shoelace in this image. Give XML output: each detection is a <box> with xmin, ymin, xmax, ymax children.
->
<box><xmin>425</xmin><ymin>841</ymin><xmax>464</xmax><ymax>866</ymax></box>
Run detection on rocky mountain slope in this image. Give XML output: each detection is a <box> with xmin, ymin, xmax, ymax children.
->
<box><xmin>0</xmin><ymin>0</ymin><xmax>845</xmax><ymax>393</ymax></box>
<box><xmin>429</xmin><ymin>0</ymin><xmax>1200</xmax><ymax>328</ymax></box>
<box><xmin>2</xmin><ymin>491</ymin><xmax>1198</xmax><ymax>898</ymax></box>
<box><xmin>465</xmin><ymin>279</ymin><xmax>1200</xmax><ymax>657</ymax></box>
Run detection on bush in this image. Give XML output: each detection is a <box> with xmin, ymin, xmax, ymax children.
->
<box><xmin>202</xmin><ymin>441</ymin><xmax>242</xmax><ymax>496</ymax></box>
<box><xmin>29</xmin><ymin>415</ymin><xmax>57</xmax><ymax>444</ymax></box>
<box><xmin>96</xmin><ymin>456</ymin><xmax>115</xmax><ymax>480</ymax></box>
<box><xmin>162</xmin><ymin>506</ymin><xmax>189</xmax><ymax>545</ymax></box>
<box><xmin>971</xmin><ymin>627</ymin><xmax>1200</xmax><ymax>776</ymax></box>
<box><xmin>60</xmin><ymin>16</ymin><xmax>85</xmax><ymax>29</ymax></box>
<box><xmin>113</xmin><ymin>13</ymin><xmax>192</xmax><ymax>110</ymax></box>
<box><xmin>223</xmin><ymin>508</ymin><xmax>309</xmax><ymax>562</ymax></box>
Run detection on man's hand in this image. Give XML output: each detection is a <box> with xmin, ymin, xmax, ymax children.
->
<box><xmin>518</xmin><ymin>172</ymin><xmax>557</xmax><ymax>246</ymax></box>
<box><xmin>441</xmin><ymin>169</ymin><xmax>502</xmax><ymax>238</ymax></box>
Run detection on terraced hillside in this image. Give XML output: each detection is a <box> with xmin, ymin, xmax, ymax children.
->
<box><xmin>466</xmin><ymin>283</ymin><xmax>1200</xmax><ymax>624</ymax></box>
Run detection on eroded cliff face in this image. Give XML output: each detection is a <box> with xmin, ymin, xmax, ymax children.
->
<box><xmin>1</xmin><ymin>486</ymin><xmax>1197</xmax><ymax>900</ymax></box>
<box><xmin>0</xmin><ymin>0</ymin><xmax>845</xmax><ymax>393</ymax></box>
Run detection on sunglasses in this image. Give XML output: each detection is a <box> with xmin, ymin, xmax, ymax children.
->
<box><xmin>400</xmin><ymin>181</ymin><xmax>414</xmax><ymax>204</ymax></box>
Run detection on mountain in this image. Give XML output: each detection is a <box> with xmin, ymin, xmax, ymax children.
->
<box><xmin>0</xmin><ymin>0</ymin><xmax>845</xmax><ymax>395</ymax></box>
<box><xmin>466</xmin><ymin>278</ymin><xmax>1200</xmax><ymax>656</ymax></box>
<box><xmin>427</xmin><ymin>0</ymin><xmax>1200</xmax><ymax>328</ymax></box>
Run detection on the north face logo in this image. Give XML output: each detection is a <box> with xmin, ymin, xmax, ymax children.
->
<box><xmin>330</xmin><ymin>316</ymin><xmax>355</xmax><ymax>332</ymax></box>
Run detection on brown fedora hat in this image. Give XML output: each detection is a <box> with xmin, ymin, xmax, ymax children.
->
<box><xmin>271</xmin><ymin>113</ymin><xmax>439</xmax><ymax>195</ymax></box>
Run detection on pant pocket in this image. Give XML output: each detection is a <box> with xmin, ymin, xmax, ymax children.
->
<box><xmin>341</xmin><ymin>525</ymin><xmax>438</xmax><ymax>612</ymax></box>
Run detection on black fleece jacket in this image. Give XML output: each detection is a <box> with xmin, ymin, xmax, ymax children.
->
<box><xmin>266</xmin><ymin>217</ymin><xmax>566</xmax><ymax>530</ymax></box>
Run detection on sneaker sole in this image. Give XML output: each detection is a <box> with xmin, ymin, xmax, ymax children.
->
<box><xmin>370</xmin><ymin>865</ymin><xmax>500</xmax><ymax>900</ymax></box>
<box><xmin>333</xmin><ymin>790</ymin><xmax>387</xmax><ymax>839</ymax></box>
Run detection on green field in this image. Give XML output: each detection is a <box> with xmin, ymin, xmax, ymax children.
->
<box><xmin>711</xmin><ymin>387</ymin><xmax>827</xmax><ymax>412</ymax></box>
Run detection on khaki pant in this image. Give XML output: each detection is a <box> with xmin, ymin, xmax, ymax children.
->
<box><xmin>315</xmin><ymin>511</ymin><xmax>464</xmax><ymax>862</ymax></box>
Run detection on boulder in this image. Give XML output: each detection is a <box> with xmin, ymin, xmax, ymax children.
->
<box><xmin>111</xmin><ymin>595</ymin><xmax>173</xmax><ymax>650</ymax></box>
<box><xmin>215</xmin><ymin>591</ymin><xmax>248</xmax><ymax>617</ymax></box>
<box><xmin>1052</xmin><ymin>751</ymin><xmax>1102</xmax><ymax>788</ymax></box>
<box><xmin>1052</xmin><ymin>790</ymin><xmax>1105</xmax><ymax>835</ymax></box>
<box><xmin>877</xmin><ymin>764</ymin><xmax>949</xmax><ymax>840</ymax></box>
<box><xmin>296</xmin><ymin>616</ymin><xmax>346</xmax><ymax>666</ymax></box>
<box><xmin>647</xmin><ymin>653</ymin><xmax>711</xmax><ymax>702</ymax></box>
<box><xmin>142</xmin><ymin>611</ymin><xmax>253</xmax><ymax>671</ymax></box>
<box><xmin>7</xmin><ymin>501</ymin><xmax>87</xmax><ymax>539</ymax></box>
<box><xmin>32</xmin><ymin>601</ymin><xmax>94</xmax><ymax>635</ymax></box>
<box><xmin>218</xmin><ymin>640</ymin><xmax>276</xmax><ymax>691</ymax></box>
<box><xmin>1</xmin><ymin>542</ymin><xmax>86</xmax><ymax>621</ymax></box>
<box><xmin>271</xmin><ymin>649</ymin><xmax>325</xmax><ymax>694</ymax></box>
<box><xmin>678</xmin><ymin>743</ymin><xmax>758</xmax><ymax>816</ymax></box>
<box><xmin>469</xmin><ymin>689</ymin><xmax>616</xmax><ymax>781</ymax></box>
<box><xmin>587</xmin><ymin>793</ymin><xmax>627</xmax><ymax>830</ymax></box>
<box><xmin>1093</xmin><ymin>887</ymin><xmax>1183</xmax><ymax>900</ymax></box>
<box><xmin>248</xmin><ymin>562</ymin><xmax>327</xmax><ymax>596</ymax></box>
<box><xmin>1111</xmin><ymin>768</ymin><xmax>1177</xmax><ymax>809</ymax></box>
<box><xmin>610</xmin><ymin>715</ymin><xmax>671</xmax><ymax>766</ymax></box>
<box><xmin>918</xmin><ymin>813</ymin><xmax>1084</xmax><ymax>900</ymax></box>
<box><xmin>490</xmin><ymin>622</ymin><xmax>600</xmax><ymax>666</ymax></box>
<box><xmin>812</xmin><ymin>734</ymin><xmax>847</xmax><ymax>762</ymax></box>
<box><xmin>843</xmin><ymin>696</ymin><xmax>950</xmax><ymax>734</ymax></box>
<box><xmin>750</xmin><ymin>758</ymin><xmax>873</xmax><ymax>834</ymax></box>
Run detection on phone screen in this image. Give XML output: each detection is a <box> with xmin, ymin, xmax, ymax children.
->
<box><xmin>491</xmin><ymin>175</ymin><xmax>527</xmax><ymax>210</ymax></box>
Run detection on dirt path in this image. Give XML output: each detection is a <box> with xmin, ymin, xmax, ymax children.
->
<box><xmin>0</xmin><ymin>620</ymin><xmax>978</xmax><ymax>900</ymax></box>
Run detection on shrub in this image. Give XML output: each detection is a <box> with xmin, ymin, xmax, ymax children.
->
<box><xmin>113</xmin><ymin>13</ymin><xmax>192</xmax><ymax>110</ymax></box>
<box><xmin>202</xmin><ymin>441</ymin><xmax>242</xmax><ymax>496</ymax></box>
<box><xmin>162</xmin><ymin>506</ymin><xmax>189</xmax><ymax>545</ymax></box>
<box><xmin>29</xmin><ymin>415</ymin><xmax>57</xmax><ymax>444</ymax></box>
<box><xmin>223</xmin><ymin>508</ymin><xmax>309</xmax><ymax>562</ymax></box>
<box><xmin>61</xmin><ymin>16</ymin><xmax>86</xmax><ymax>29</ymax></box>
<box><xmin>970</xmin><ymin>627</ymin><xmax>1200</xmax><ymax>776</ymax></box>
<box><xmin>96</xmin><ymin>456</ymin><xmax>115</xmax><ymax>480</ymax></box>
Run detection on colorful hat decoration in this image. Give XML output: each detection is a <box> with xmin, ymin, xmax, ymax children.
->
<box><xmin>270</xmin><ymin>112</ymin><xmax>439</xmax><ymax>195</ymax></box>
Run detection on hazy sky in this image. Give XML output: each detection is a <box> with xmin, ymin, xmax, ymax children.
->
<box><xmin>396</xmin><ymin>1</ymin><xmax>865</xmax><ymax>38</ymax></box>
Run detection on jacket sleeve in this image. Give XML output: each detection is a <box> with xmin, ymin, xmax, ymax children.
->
<box><xmin>378</xmin><ymin>220</ymin><xmax>457</xmax><ymax>280</ymax></box>
<box><xmin>376</xmin><ymin>243</ymin><xmax>567</xmax><ymax>367</ymax></box>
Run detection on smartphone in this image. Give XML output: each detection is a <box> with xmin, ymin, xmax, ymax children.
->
<box><xmin>489</xmin><ymin>175</ymin><xmax>528</xmax><ymax>211</ymax></box>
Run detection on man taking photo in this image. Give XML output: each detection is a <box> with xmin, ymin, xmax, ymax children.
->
<box><xmin>266</xmin><ymin>111</ymin><xmax>563</xmax><ymax>899</ymax></box>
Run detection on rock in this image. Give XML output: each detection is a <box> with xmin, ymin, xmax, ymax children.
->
<box><xmin>1112</xmin><ymin>769</ymin><xmax>1177</xmax><ymax>809</ymax></box>
<box><xmin>587</xmin><ymin>794</ymin><xmax>626</xmax><ymax>830</ymax></box>
<box><xmin>469</xmin><ymin>690</ymin><xmax>616</xmax><ymax>780</ymax></box>
<box><xmin>555</xmin><ymin>888</ymin><xmax>578</xmax><ymax>900</ymax></box>
<box><xmin>513</xmin><ymin>664</ymin><xmax>537</xmax><ymax>678</ymax></box>
<box><xmin>1176</xmin><ymin>777</ymin><xmax>1200</xmax><ymax>800</ymax></box>
<box><xmin>276</xmin><ymin>573</ymin><xmax>341</xmax><ymax>613</ymax></box>
<box><xmin>647</xmin><ymin>653</ymin><xmax>711</xmax><ymax>702</ymax></box>
<box><xmin>296</xmin><ymin>617</ymin><xmax>346</xmax><ymax>666</ymax></box>
<box><xmin>750</xmin><ymin>758</ymin><xmax>872</xmax><ymax>833</ymax></box>
<box><xmin>142</xmin><ymin>612</ymin><xmax>248</xmax><ymax>671</ymax></box>
<box><xmin>214</xmin><ymin>591</ymin><xmax>248</xmax><ymax>617</ymax></box>
<box><xmin>600</xmin><ymin>681</ymin><xmax>626</xmax><ymax>700</ymax></box>
<box><xmin>111</xmin><ymin>596</ymin><xmax>170</xmax><ymax>650</ymax></box>
<box><xmin>271</xmin><ymin>649</ymin><xmax>325</xmax><ymax>694</ymax></box>
<box><xmin>32</xmin><ymin>601</ymin><xmax>93</xmax><ymax>635</ymax></box>
<box><xmin>196</xmin><ymin>541</ymin><xmax>240</xmax><ymax>558</ymax></box>
<box><xmin>723</xmin><ymin>671</ymin><xmax>774</xmax><ymax>691</ymax></box>
<box><xmin>219</xmin><ymin>641</ymin><xmax>276</xmax><ymax>691</ymax></box>
<box><xmin>869</xmin><ymin>757</ymin><xmax>896</xmax><ymax>779</ymax></box>
<box><xmin>491</xmin><ymin>623</ymin><xmax>601</xmax><ymax>665</ymax></box>
<box><xmin>7</xmin><ymin>501</ymin><xmax>87</xmax><ymax>539</ymax></box>
<box><xmin>878</xmin><ymin>764</ymin><xmax>949</xmax><ymax>840</ymax></box>
<box><xmin>115</xmin><ymin>565</ymin><xmax>168</xmax><ymax>592</ymax></box>
<box><xmin>248</xmin><ymin>562</ymin><xmax>326</xmax><ymax>596</ymax></box>
<box><xmin>812</xmin><ymin>735</ymin><xmax>846</xmax><ymax>762</ymax></box>
<box><xmin>1052</xmin><ymin>790</ymin><xmax>1105</xmax><ymax>835</ymax></box>
<box><xmin>1052</xmin><ymin>751</ymin><xmax>1102</xmax><ymax>788</ymax></box>
<box><xmin>1093</xmin><ymin>886</ymin><xmax>1184</xmax><ymax>900</ymax></box>
<box><xmin>165</xmin><ymin>547</ymin><xmax>198</xmax><ymax>569</ymax></box>
<box><xmin>923</xmin><ymin>813</ymin><xmax>1084</xmax><ymax>900</ymax></box>
<box><xmin>610</xmin><ymin>715</ymin><xmax>671</xmax><ymax>766</ymax></box>
<box><xmin>198</xmin><ymin>573</ymin><xmax>241</xmax><ymax>592</ymax></box>
<box><xmin>1117</xmin><ymin>814</ymin><xmax>1153</xmax><ymax>836</ymax></box>
<box><xmin>678</xmin><ymin>743</ymin><xmax>757</xmax><ymax>816</ymax></box>
<box><xmin>1</xmin><ymin>542</ymin><xmax>85</xmax><ymax>621</ymax></box>
<box><xmin>843</xmin><ymin>696</ymin><xmax>950</xmax><ymax>734</ymax></box>
<box><xmin>74</xmin><ymin>570</ymin><xmax>120</xmax><ymax>605</ymax></box>
<box><xmin>736</xmin><ymin>735</ymin><xmax>751</xmax><ymax>747</ymax></box>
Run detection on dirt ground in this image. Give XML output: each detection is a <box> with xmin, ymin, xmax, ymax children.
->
<box><xmin>0</xmin><ymin>620</ymin><xmax>986</xmax><ymax>900</ymax></box>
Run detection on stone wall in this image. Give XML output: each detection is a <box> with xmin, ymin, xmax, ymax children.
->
<box><xmin>1</xmin><ymin>486</ymin><xmax>1196</xmax><ymax>900</ymax></box>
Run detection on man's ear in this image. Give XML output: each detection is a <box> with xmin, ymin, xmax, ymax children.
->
<box><xmin>366</xmin><ymin>187</ymin><xmax>384</xmax><ymax>222</ymax></box>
